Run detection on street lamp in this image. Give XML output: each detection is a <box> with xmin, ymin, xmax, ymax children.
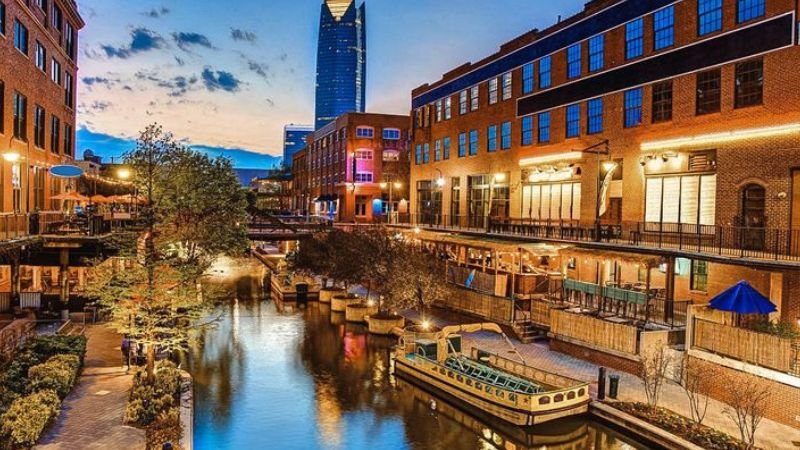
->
<box><xmin>434</xmin><ymin>168</ymin><xmax>445</xmax><ymax>188</ymax></box>
<box><xmin>380</xmin><ymin>178</ymin><xmax>402</xmax><ymax>224</ymax></box>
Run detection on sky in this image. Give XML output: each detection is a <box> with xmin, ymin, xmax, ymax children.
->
<box><xmin>76</xmin><ymin>0</ymin><xmax>586</xmax><ymax>167</ymax></box>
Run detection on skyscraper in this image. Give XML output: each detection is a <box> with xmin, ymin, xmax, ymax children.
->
<box><xmin>314</xmin><ymin>0</ymin><xmax>367</xmax><ymax>130</ymax></box>
<box><xmin>282</xmin><ymin>124</ymin><xmax>313</xmax><ymax>168</ymax></box>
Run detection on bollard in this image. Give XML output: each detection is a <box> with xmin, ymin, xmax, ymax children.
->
<box><xmin>597</xmin><ymin>367</ymin><xmax>607</xmax><ymax>401</ymax></box>
<box><xmin>609</xmin><ymin>374</ymin><xmax>620</xmax><ymax>399</ymax></box>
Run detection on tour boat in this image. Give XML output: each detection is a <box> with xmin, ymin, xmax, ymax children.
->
<box><xmin>393</xmin><ymin>323</ymin><xmax>591</xmax><ymax>427</ymax></box>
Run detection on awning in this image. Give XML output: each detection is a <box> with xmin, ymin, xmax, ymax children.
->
<box><xmin>314</xmin><ymin>194</ymin><xmax>339</xmax><ymax>202</ymax></box>
<box><xmin>709</xmin><ymin>281</ymin><xmax>777</xmax><ymax>315</ymax></box>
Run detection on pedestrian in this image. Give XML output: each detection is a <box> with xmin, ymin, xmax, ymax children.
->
<box><xmin>121</xmin><ymin>335</ymin><xmax>131</xmax><ymax>368</ymax></box>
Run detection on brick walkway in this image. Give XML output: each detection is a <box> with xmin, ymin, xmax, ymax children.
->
<box><xmin>36</xmin><ymin>326</ymin><xmax>145</xmax><ymax>450</ymax></box>
<box><xmin>406</xmin><ymin>308</ymin><xmax>800</xmax><ymax>450</ymax></box>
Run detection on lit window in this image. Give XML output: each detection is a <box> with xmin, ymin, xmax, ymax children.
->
<box><xmin>566</xmin><ymin>104</ymin><xmax>580</xmax><ymax>138</ymax></box>
<box><xmin>469</xmin><ymin>130</ymin><xmax>478</xmax><ymax>155</ymax></box>
<box><xmin>501</xmin><ymin>122</ymin><xmax>511</xmax><ymax>150</ymax></box>
<box><xmin>698</xmin><ymin>0</ymin><xmax>723</xmax><ymax>36</ymax></box>
<box><xmin>443</xmin><ymin>137</ymin><xmax>451</xmax><ymax>160</ymax></box>
<box><xmin>459</xmin><ymin>90</ymin><xmax>468</xmax><ymax>114</ymax></box>
<box><xmin>539</xmin><ymin>56</ymin><xmax>551</xmax><ymax>89</ymax></box>
<box><xmin>435</xmin><ymin>100</ymin><xmax>442</xmax><ymax>122</ymax></box>
<box><xmin>653</xmin><ymin>6</ymin><xmax>674</xmax><ymax>50</ymax></box>
<box><xmin>537</xmin><ymin>112</ymin><xmax>550</xmax><ymax>143</ymax></box>
<box><xmin>587</xmin><ymin>98</ymin><xmax>604</xmax><ymax>134</ymax></box>
<box><xmin>355</xmin><ymin>150</ymin><xmax>373</xmax><ymax>160</ymax></box>
<box><xmin>470</xmin><ymin>86</ymin><xmax>479</xmax><ymax>111</ymax></box>
<box><xmin>522</xmin><ymin>63</ymin><xmax>534</xmax><ymax>94</ymax></box>
<box><xmin>625</xmin><ymin>18</ymin><xmax>643</xmax><ymax>60</ymax></box>
<box><xmin>444</xmin><ymin>96</ymin><xmax>452</xmax><ymax>119</ymax></box>
<box><xmin>737</xmin><ymin>0</ymin><xmax>764</xmax><ymax>23</ymax></box>
<box><xmin>488</xmin><ymin>78</ymin><xmax>498</xmax><ymax>104</ymax></box>
<box><xmin>458</xmin><ymin>132</ymin><xmax>467</xmax><ymax>157</ymax></box>
<box><xmin>521</xmin><ymin>116</ymin><xmax>533</xmax><ymax>146</ymax></box>
<box><xmin>434</xmin><ymin>139</ymin><xmax>442</xmax><ymax>161</ymax></box>
<box><xmin>487</xmin><ymin>125</ymin><xmax>497</xmax><ymax>152</ymax></box>
<box><xmin>567</xmin><ymin>44</ymin><xmax>581</xmax><ymax>79</ymax></box>
<box><xmin>502</xmin><ymin>72</ymin><xmax>512</xmax><ymax>100</ymax></box>
<box><xmin>356</xmin><ymin>126</ymin><xmax>374</xmax><ymax>138</ymax></box>
<box><xmin>624</xmin><ymin>88</ymin><xmax>643</xmax><ymax>128</ymax></box>
<box><xmin>588</xmin><ymin>35</ymin><xmax>604</xmax><ymax>72</ymax></box>
<box><xmin>383</xmin><ymin>128</ymin><xmax>401</xmax><ymax>140</ymax></box>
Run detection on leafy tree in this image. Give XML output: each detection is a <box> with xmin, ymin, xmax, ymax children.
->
<box><xmin>382</xmin><ymin>243</ymin><xmax>450</xmax><ymax>319</ymax></box>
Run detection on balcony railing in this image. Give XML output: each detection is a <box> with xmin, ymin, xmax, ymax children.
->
<box><xmin>0</xmin><ymin>211</ymin><xmax>129</xmax><ymax>243</ymax></box>
<box><xmin>389</xmin><ymin>214</ymin><xmax>800</xmax><ymax>263</ymax></box>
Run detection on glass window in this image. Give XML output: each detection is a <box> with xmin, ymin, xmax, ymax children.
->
<box><xmin>738</xmin><ymin>0</ymin><xmax>765</xmax><ymax>23</ymax></box>
<box><xmin>587</xmin><ymin>98</ymin><xmax>603</xmax><ymax>134</ymax></box>
<box><xmin>698</xmin><ymin>0</ymin><xmax>723</xmax><ymax>36</ymax></box>
<box><xmin>64</xmin><ymin>22</ymin><xmax>75</xmax><ymax>59</ymax></box>
<box><xmin>444</xmin><ymin>96</ymin><xmax>452</xmax><ymax>119</ymax></box>
<box><xmin>645</xmin><ymin>175</ymin><xmax>716</xmax><ymax>225</ymax></box>
<box><xmin>459</xmin><ymin>90</ymin><xmax>468</xmax><ymax>114</ymax></box>
<box><xmin>488</xmin><ymin>78</ymin><xmax>498</xmax><ymax>104</ymax></box>
<box><xmin>423</xmin><ymin>143</ymin><xmax>430</xmax><ymax>164</ymax></box>
<box><xmin>0</xmin><ymin>2</ymin><xmax>5</xmax><ymax>36</ymax></box>
<box><xmin>13</xmin><ymin>91</ymin><xmax>26</xmax><ymax>141</ymax></box>
<box><xmin>443</xmin><ymin>137</ymin><xmax>451</xmax><ymax>160</ymax></box>
<box><xmin>624</xmin><ymin>88</ymin><xmax>643</xmax><ymax>128</ymax></box>
<box><xmin>487</xmin><ymin>125</ymin><xmax>497</xmax><ymax>152</ymax></box>
<box><xmin>34</xmin><ymin>105</ymin><xmax>45</xmax><ymax>148</ymax></box>
<box><xmin>435</xmin><ymin>100</ymin><xmax>442</xmax><ymax>122</ymax></box>
<box><xmin>355</xmin><ymin>172</ymin><xmax>373</xmax><ymax>183</ymax></box>
<box><xmin>522</xmin><ymin>183</ymin><xmax>582</xmax><ymax>221</ymax></box>
<box><xmin>469</xmin><ymin>130</ymin><xmax>479</xmax><ymax>155</ymax></box>
<box><xmin>383</xmin><ymin>128</ymin><xmax>401</xmax><ymax>140</ymax></box>
<box><xmin>521</xmin><ymin>116</ymin><xmax>533</xmax><ymax>146</ymax></box>
<box><xmin>355</xmin><ymin>150</ymin><xmax>373</xmax><ymax>160</ymax></box>
<box><xmin>65</xmin><ymin>72</ymin><xmax>74</xmax><ymax>108</ymax></box>
<box><xmin>653</xmin><ymin>6</ymin><xmax>675</xmax><ymax>50</ymax></box>
<box><xmin>450</xmin><ymin>177</ymin><xmax>461</xmax><ymax>218</ymax></box>
<box><xmin>434</xmin><ymin>139</ymin><xmax>442</xmax><ymax>161</ymax></box>
<box><xmin>539</xmin><ymin>56</ymin><xmax>551</xmax><ymax>89</ymax></box>
<box><xmin>50</xmin><ymin>115</ymin><xmax>61</xmax><ymax>154</ymax></box>
<box><xmin>64</xmin><ymin>124</ymin><xmax>73</xmax><ymax>157</ymax></box>
<box><xmin>356</xmin><ymin>126</ymin><xmax>374</xmax><ymax>138</ymax></box>
<box><xmin>566</xmin><ymin>104</ymin><xmax>580</xmax><ymax>138</ymax></box>
<box><xmin>14</xmin><ymin>20</ymin><xmax>28</xmax><ymax>55</ymax></box>
<box><xmin>51</xmin><ymin>59</ymin><xmax>61</xmax><ymax>85</ymax></box>
<box><xmin>522</xmin><ymin>63</ymin><xmax>534</xmax><ymax>94</ymax></box>
<box><xmin>470</xmin><ymin>86</ymin><xmax>479</xmax><ymax>111</ymax></box>
<box><xmin>458</xmin><ymin>132</ymin><xmax>467</xmax><ymax>157</ymax></box>
<box><xmin>415</xmin><ymin>144</ymin><xmax>422</xmax><ymax>165</ymax></box>
<box><xmin>696</xmin><ymin>69</ymin><xmax>721</xmax><ymax>115</ymax></box>
<box><xmin>538</xmin><ymin>112</ymin><xmax>551</xmax><ymax>143</ymax></box>
<box><xmin>690</xmin><ymin>260</ymin><xmax>708</xmax><ymax>292</ymax></box>
<box><xmin>625</xmin><ymin>18</ymin><xmax>644</xmax><ymax>60</ymax></box>
<box><xmin>734</xmin><ymin>58</ymin><xmax>763</xmax><ymax>109</ymax></box>
<box><xmin>35</xmin><ymin>41</ymin><xmax>46</xmax><ymax>71</ymax></box>
<box><xmin>652</xmin><ymin>81</ymin><xmax>673</xmax><ymax>123</ymax></box>
<box><xmin>502</xmin><ymin>72</ymin><xmax>512</xmax><ymax>100</ymax></box>
<box><xmin>567</xmin><ymin>44</ymin><xmax>581</xmax><ymax>79</ymax></box>
<box><xmin>501</xmin><ymin>122</ymin><xmax>512</xmax><ymax>150</ymax></box>
<box><xmin>588</xmin><ymin>35</ymin><xmax>604</xmax><ymax>72</ymax></box>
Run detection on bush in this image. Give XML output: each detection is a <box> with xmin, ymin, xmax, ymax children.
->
<box><xmin>125</xmin><ymin>361</ymin><xmax>183</xmax><ymax>427</ymax></box>
<box><xmin>0</xmin><ymin>390</ymin><xmax>61</xmax><ymax>449</ymax></box>
<box><xmin>146</xmin><ymin>408</ymin><xmax>182</xmax><ymax>450</ymax></box>
<box><xmin>0</xmin><ymin>336</ymin><xmax>87</xmax><ymax>396</ymax></box>
<box><xmin>27</xmin><ymin>355</ymin><xmax>81</xmax><ymax>398</ymax></box>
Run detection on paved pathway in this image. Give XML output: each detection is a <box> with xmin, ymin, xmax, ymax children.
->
<box><xmin>36</xmin><ymin>326</ymin><xmax>145</xmax><ymax>450</ymax></box>
<box><xmin>406</xmin><ymin>308</ymin><xmax>800</xmax><ymax>450</ymax></box>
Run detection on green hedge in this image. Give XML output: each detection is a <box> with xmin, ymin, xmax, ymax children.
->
<box><xmin>0</xmin><ymin>390</ymin><xmax>61</xmax><ymax>449</ymax></box>
<box><xmin>125</xmin><ymin>361</ymin><xmax>182</xmax><ymax>427</ymax></box>
<box><xmin>28</xmin><ymin>355</ymin><xmax>81</xmax><ymax>399</ymax></box>
<box><xmin>1</xmin><ymin>336</ymin><xmax>87</xmax><ymax>395</ymax></box>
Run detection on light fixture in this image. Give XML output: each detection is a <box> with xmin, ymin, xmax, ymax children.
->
<box><xmin>520</xmin><ymin>151</ymin><xmax>583</xmax><ymax>167</ymax></box>
<box><xmin>602</xmin><ymin>161</ymin><xmax>618</xmax><ymax>172</ymax></box>
<box><xmin>421</xmin><ymin>320</ymin><xmax>431</xmax><ymax>330</ymax></box>
<box><xmin>393</xmin><ymin>181</ymin><xmax>402</xmax><ymax>189</ymax></box>
<box><xmin>379</xmin><ymin>182</ymin><xmax>388</xmax><ymax>189</ymax></box>
<box><xmin>117</xmin><ymin>168</ymin><xmax>131</xmax><ymax>180</ymax></box>
<box><xmin>435</xmin><ymin>177</ymin><xmax>445</xmax><ymax>188</ymax></box>
<box><xmin>493</xmin><ymin>173</ymin><xmax>506</xmax><ymax>183</ymax></box>
<box><xmin>3</xmin><ymin>152</ymin><xmax>20</xmax><ymax>163</ymax></box>
<box><xmin>640</xmin><ymin>122</ymin><xmax>800</xmax><ymax>151</ymax></box>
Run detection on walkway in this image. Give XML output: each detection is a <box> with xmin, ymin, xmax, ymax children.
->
<box><xmin>36</xmin><ymin>326</ymin><xmax>145</xmax><ymax>450</ymax></box>
<box><xmin>406</xmin><ymin>308</ymin><xmax>800</xmax><ymax>450</ymax></box>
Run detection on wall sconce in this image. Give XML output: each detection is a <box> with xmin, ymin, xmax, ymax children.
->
<box><xmin>661</xmin><ymin>152</ymin><xmax>678</xmax><ymax>162</ymax></box>
<box><xmin>777</xmin><ymin>192</ymin><xmax>788</xmax><ymax>200</ymax></box>
<box><xmin>493</xmin><ymin>173</ymin><xmax>506</xmax><ymax>183</ymax></box>
<box><xmin>435</xmin><ymin>178</ymin><xmax>445</xmax><ymax>188</ymax></box>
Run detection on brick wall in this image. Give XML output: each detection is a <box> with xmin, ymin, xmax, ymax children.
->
<box><xmin>550</xmin><ymin>338</ymin><xmax>641</xmax><ymax>376</ymax></box>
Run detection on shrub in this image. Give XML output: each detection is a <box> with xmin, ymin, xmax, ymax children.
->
<box><xmin>0</xmin><ymin>336</ymin><xmax>87</xmax><ymax>396</ymax></box>
<box><xmin>146</xmin><ymin>408</ymin><xmax>182</xmax><ymax>450</ymax></box>
<box><xmin>125</xmin><ymin>361</ymin><xmax>183</xmax><ymax>427</ymax></box>
<box><xmin>27</xmin><ymin>355</ymin><xmax>81</xmax><ymax>399</ymax></box>
<box><xmin>0</xmin><ymin>390</ymin><xmax>61</xmax><ymax>449</ymax></box>
<box><xmin>26</xmin><ymin>336</ymin><xmax>87</xmax><ymax>366</ymax></box>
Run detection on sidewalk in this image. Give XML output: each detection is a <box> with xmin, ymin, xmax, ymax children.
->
<box><xmin>406</xmin><ymin>308</ymin><xmax>800</xmax><ymax>450</ymax></box>
<box><xmin>36</xmin><ymin>326</ymin><xmax>145</xmax><ymax>450</ymax></box>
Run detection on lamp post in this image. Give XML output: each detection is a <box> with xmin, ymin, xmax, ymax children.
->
<box><xmin>380</xmin><ymin>177</ymin><xmax>402</xmax><ymax>224</ymax></box>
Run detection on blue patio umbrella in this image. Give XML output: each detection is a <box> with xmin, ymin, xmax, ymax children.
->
<box><xmin>708</xmin><ymin>281</ymin><xmax>777</xmax><ymax>315</ymax></box>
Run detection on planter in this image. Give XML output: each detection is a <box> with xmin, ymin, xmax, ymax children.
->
<box><xmin>345</xmin><ymin>302</ymin><xmax>379</xmax><ymax>323</ymax></box>
<box><xmin>331</xmin><ymin>294</ymin><xmax>360</xmax><ymax>312</ymax></box>
<box><xmin>366</xmin><ymin>314</ymin><xmax>405</xmax><ymax>335</ymax></box>
<box><xmin>320</xmin><ymin>289</ymin><xmax>346</xmax><ymax>304</ymax></box>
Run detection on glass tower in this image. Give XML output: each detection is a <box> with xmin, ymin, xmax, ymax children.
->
<box><xmin>315</xmin><ymin>0</ymin><xmax>366</xmax><ymax>130</ymax></box>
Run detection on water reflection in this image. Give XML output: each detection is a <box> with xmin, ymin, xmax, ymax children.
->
<box><xmin>188</xmin><ymin>258</ymin><xmax>651</xmax><ymax>450</ymax></box>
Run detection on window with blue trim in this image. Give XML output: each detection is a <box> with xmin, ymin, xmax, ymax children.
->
<box><xmin>469</xmin><ymin>130</ymin><xmax>479</xmax><ymax>155</ymax></box>
<box><xmin>487</xmin><ymin>125</ymin><xmax>498</xmax><ymax>152</ymax></box>
<box><xmin>434</xmin><ymin>139</ymin><xmax>442</xmax><ymax>161</ymax></box>
<box><xmin>588</xmin><ymin>35</ymin><xmax>604</xmax><ymax>72</ymax></box>
<box><xmin>567</xmin><ymin>44</ymin><xmax>581</xmax><ymax>79</ymax></box>
<box><xmin>737</xmin><ymin>0</ymin><xmax>764</xmax><ymax>23</ymax></box>
<box><xmin>458</xmin><ymin>133</ymin><xmax>467</xmax><ymax>157</ymax></box>
<box><xmin>625</xmin><ymin>18</ymin><xmax>644</xmax><ymax>60</ymax></box>
<box><xmin>698</xmin><ymin>0</ymin><xmax>723</xmax><ymax>36</ymax></box>
<box><xmin>587</xmin><ymin>98</ymin><xmax>604</xmax><ymax>134</ymax></box>
<box><xmin>653</xmin><ymin>6</ymin><xmax>674</xmax><ymax>51</ymax></box>
<box><xmin>415</xmin><ymin>144</ymin><xmax>422</xmax><ymax>165</ymax></box>
<box><xmin>539</xmin><ymin>56</ymin><xmax>551</xmax><ymax>89</ymax></box>
<box><xmin>522</xmin><ymin>63</ymin><xmax>534</xmax><ymax>95</ymax></box>
<box><xmin>501</xmin><ymin>122</ymin><xmax>512</xmax><ymax>150</ymax></box>
<box><xmin>538</xmin><ymin>112</ymin><xmax>551</xmax><ymax>143</ymax></box>
<box><xmin>566</xmin><ymin>104</ymin><xmax>580</xmax><ymax>138</ymax></box>
<box><xmin>423</xmin><ymin>143</ymin><xmax>430</xmax><ymax>164</ymax></box>
<box><xmin>521</xmin><ymin>116</ymin><xmax>533</xmax><ymax>146</ymax></box>
<box><xmin>443</xmin><ymin>137</ymin><xmax>451</xmax><ymax>160</ymax></box>
<box><xmin>624</xmin><ymin>88</ymin><xmax>643</xmax><ymax>128</ymax></box>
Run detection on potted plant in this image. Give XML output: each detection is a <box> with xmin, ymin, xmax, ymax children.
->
<box><xmin>345</xmin><ymin>298</ymin><xmax>379</xmax><ymax>323</ymax></box>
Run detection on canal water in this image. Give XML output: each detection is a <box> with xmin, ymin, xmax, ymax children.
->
<box><xmin>187</xmin><ymin>259</ymin><xmax>652</xmax><ymax>450</ymax></box>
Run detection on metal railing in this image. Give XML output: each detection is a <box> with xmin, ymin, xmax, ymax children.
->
<box><xmin>0</xmin><ymin>211</ymin><xmax>124</xmax><ymax>243</ymax></box>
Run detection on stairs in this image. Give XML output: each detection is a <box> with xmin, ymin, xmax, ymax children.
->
<box><xmin>512</xmin><ymin>321</ymin><xmax>542</xmax><ymax>344</ymax></box>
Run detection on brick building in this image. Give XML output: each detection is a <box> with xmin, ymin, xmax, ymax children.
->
<box><xmin>408</xmin><ymin>0</ymin><xmax>800</xmax><ymax>427</ymax></box>
<box><xmin>0</xmin><ymin>0</ymin><xmax>83</xmax><ymax>215</ymax></box>
<box><xmin>305</xmin><ymin>112</ymin><xmax>410</xmax><ymax>223</ymax></box>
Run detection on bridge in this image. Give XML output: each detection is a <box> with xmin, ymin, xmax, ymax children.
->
<box><xmin>247</xmin><ymin>214</ymin><xmax>333</xmax><ymax>241</ymax></box>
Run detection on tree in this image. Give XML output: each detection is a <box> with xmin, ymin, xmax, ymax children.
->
<box><xmin>383</xmin><ymin>245</ymin><xmax>451</xmax><ymax>320</ymax></box>
<box><xmin>679</xmin><ymin>356</ymin><xmax>718</xmax><ymax>425</ymax></box>
<box><xmin>722</xmin><ymin>374</ymin><xmax>772</xmax><ymax>450</ymax></box>
<box><xmin>639</xmin><ymin>345</ymin><xmax>671</xmax><ymax>409</ymax></box>
<box><xmin>356</xmin><ymin>227</ymin><xmax>407</xmax><ymax>309</ymax></box>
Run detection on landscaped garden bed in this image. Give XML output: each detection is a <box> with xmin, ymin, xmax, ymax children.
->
<box><xmin>124</xmin><ymin>360</ymin><xmax>185</xmax><ymax>450</ymax></box>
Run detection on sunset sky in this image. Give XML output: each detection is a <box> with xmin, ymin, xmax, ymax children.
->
<box><xmin>76</xmin><ymin>0</ymin><xmax>585</xmax><ymax>167</ymax></box>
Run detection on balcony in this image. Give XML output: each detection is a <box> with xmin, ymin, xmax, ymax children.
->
<box><xmin>0</xmin><ymin>211</ymin><xmax>136</xmax><ymax>245</ymax></box>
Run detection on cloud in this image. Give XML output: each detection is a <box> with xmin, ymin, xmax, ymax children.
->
<box><xmin>201</xmin><ymin>68</ymin><xmax>242</xmax><ymax>93</ymax></box>
<box><xmin>101</xmin><ymin>28</ymin><xmax>166</xmax><ymax>59</ymax></box>
<box><xmin>172</xmin><ymin>32</ymin><xmax>214</xmax><ymax>51</ymax></box>
<box><xmin>135</xmin><ymin>70</ymin><xmax>199</xmax><ymax>97</ymax></box>
<box><xmin>143</xmin><ymin>7</ymin><xmax>170</xmax><ymax>18</ymax></box>
<box><xmin>82</xmin><ymin>76</ymin><xmax>113</xmax><ymax>87</ymax></box>
<box><xmin>231</xmin><ymin>28</ymin><xmax>257</xmax><ymax>43</ymax></box>
<box><xmin>247</xmin><ymin>61</ymin><xmax>270</xmax><ymax>80</ymax></box>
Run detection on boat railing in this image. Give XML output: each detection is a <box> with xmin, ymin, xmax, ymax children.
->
<box><xmin>470</xmin><ymin>347</ymin><xmax>589</xmax><ymax>392</ymax></box>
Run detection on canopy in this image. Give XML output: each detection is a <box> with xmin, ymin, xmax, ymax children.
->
<box><xmin>51</xmin><ymin>191</ymin><xmax>89</xmax><ymax>202</ymax></box>
<box><xmin>709</xmin><ymin>281</ymin><xmax>777</xmax><ymax>315</ymax></box>
<box><xmin>90</xmin><ymin>194</ymin><xmax>112</xmax><ymax>203</ymax></box>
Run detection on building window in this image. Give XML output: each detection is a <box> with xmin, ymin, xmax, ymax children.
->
<box><xmin>64</xmin><ymin>124</ymin><xmax>73</xmax><ymax>157</ymax></box>
<box><xmin>698</xmin><ymin>0</ymin><xmax>723</xmax><ymax>36</ymax></box>
<box><xmin>588</xmin><ymin>35</ymin><xmax>604</xmax><ymax>72</ymax></box>
<box><xmin>566</xmin><ymin>104</ymin><xmax>580</xmax><ymax>138</ymax></box>
<box><xmin>13</xmin><ymin>91</ymin><xmax>27</xmax><ymax>141</ymax></box>
<box><xmin>383</xmin><ymin>128</ymin><xmax>400</xmax><ymax>140</ymax></box>
<box><xmin>567</xmin><ymin>44</ymin><xmax>581</xmax><ymax>79</ymax></box>
<box><xmin>435</xmin><ymin>100</ymin><xmax>442</xmax><ymax>122</ymax></box>
<box><xmin>625</xmin><ymin>18</ymin><xmax>644</xmax><ymax>60</ymax></box>
<box><xmin>488</xmin><ymin>78</ymin><xmax>499</xmax><ymax>104</ymax></box>
<box><xmin>734</xmin><ymin>59</ymin><xmax>763</xmax><ymax>109</ymax></box>
<box><xmin>458</xmin><ymin>132</ymin><xmax>467</xmax><ymax>157</ymax></box>
<box><xmin>536</xmin><ymin>113</ymin><xmax>551</xmax><ymax>143</ymax></box>
<box><xmin>521</xmin><ymin>182</ymin><xmax>582</xmax><ymax>221</ymax></box>
<box><xmin>51</xmin><ymin>59</ymin><xmax>61</xmax><ymax>85</ymax></box>
<box><xmin>451</xmin><ymin>177</ymin><xmax>461</xmax><ymax>218</ymax></box>
<box><xmin>487</xmin><ymin>125</ymin><xmax>498</xmax><ymax>152</ymax></box>
<box><xmin>624</xmin><ymin>88</ymin><xmax>643</xmax><ymax>128</ymax></box>
<box><xmin>652</xmin><ymin>81</ymin><xmax>673</xmax><ymax>123</ymax></box>
<box><xmin>35</xmin><ymin>42</ymin><xmax>46</xmax><ymax>71</ymax></box>
<box><xmin>33</xmin><ymin>167</ymin><xmax>45</xmax><ymax>211</ymax></box>
<box><xmin>0</xmin><ymin>2</ymin><xmax>5</xmax><ymax>36</ymax></box>
<box><xmin>444</xmin><ymin>96</ymin><xmax>452</xmax><ymax>119</ymax></box>
<box><xmin>690</xmin><ymin>260</ymin><xmax>709</xmax><ymax>292</ymax></box>
<box><xmin>355</xmin><ymin>150</ymin><xmax>373</xmax><ymax>160</ymax></box>
<box><xmin>415</xmin><ymin>144</ymin><xmax>422</xmax><ymax>165</ymax></box>
<box><xmin>14</xmin><ymin>20</ymin><xmax>28</xmax><ymax>55</ymax></box>
<box><xmin>469</xmin><ymin>130</ymin><xmax>478</xmax><ymax>155</ymax></box>
<box><xmin>423</xmin><ymin>143</ymin><xmax>430</xmax><ymax>164</ymax></box>
<box><xmin>434</xmin><ymin>139</ymin><xmax>442</xmax><ymax>161</ymax></box>
<box><xmin>501</xmin><ymin>122</ymin><xmax>511</xmax><ymax>150</ymax></box>
<box><xmin>356</xmin><ymin>126</ymin><xmax>374</xmax><ymax>138</ymax></box>
<box><xmin>587</xmin><ymin>98</ymin><xmax>603</xmax><ymax>135</ymax></box>
<box><xmin>470</xmin><ymin>86</ymin><xmax>479</xmax><ymax>111</ymax></box>
<box><xmin>51</xmin><ymin>115</ymin><xmax>60</xmax><ymax>154</ymax></box>
<box><xmin>522</xmin><ymin>63</ymin><xmax>534</xmax><ymax>94</ymax></box>
<box><xmin>696</xmin><ymin>69</ymin><xmax>721</xmax><ymax>115</ymax></box>
<box><xmin>354</xmin><ymin>172</ymin><xmax>373</xmax><ymax>183</ymax></box>
<box><xmin>521</xmin><ymin>116</ymin><xmax>533</xmax><ymax>146</ymax></box>
<box><xmin>0</xmin><ymin>81</ymin><xmax>4</xmax><ymax>134</ymax></box>
<box><xmin>653</xmin><ymin>6</ymin><xmax>675</xmax><ymax>50</ymax></box>
<box><xmin>51</xmin><ymin>4</ymin><xmax>62</xmax><ymax>31</ymax></box>
<box><xmin>502</xmin><ymin>72</ymin><xmax>512</xmax><ymax>101</ymax></box>
<box><xmin>34</xmin><ymin>105</ymin><xmax>45</xmax><ymax>148</ymax></box>
<box><xmin>459</xmin><ymin>90</ymin><xmax>468</xmax><ymax>114</ymax></box>
<box><xmin>737</xmin><ymin>0</ymin><xmax>765</xmax><ymax>23</ymax></box>
<box><xmin>443</xmin><ymin>137</ymin><xmax>451</xmax><ymax>160</ymax></box>
<box><xmin>64</xmin><ymin>72</ymin><xmax>74</xmax><ymax>108</ymax></box>
<box><xmin>539</xmin><ymin>56</ymin><xmax>551</xmax><ymax>89</ymax></box>
<box><xmin>64</xmin><ymin>22</ymin><xmax>75</xmax><ymax>60</ymax></box>
<box><xmin>645</xmin><ymin>174</ymin><xmax>717</xmax><ymax>225</ymax></box>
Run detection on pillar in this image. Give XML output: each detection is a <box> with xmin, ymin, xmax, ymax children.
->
<box><xmin>664</xmin><ymin>257</ymin><xmax>676</xmax><ymax>324</ymax></box>
<box><xmin>10</xmin><ymin>256</ymin><xmax>20</xmax><ymax>307</ymax></box>
<box><xmin>59</xmin><ymin>248</ymin><xmax>70</xmax><ymax>312</ymax></box>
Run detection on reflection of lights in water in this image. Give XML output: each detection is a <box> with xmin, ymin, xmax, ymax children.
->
<box><xmin>232</xmin><ymin>297</ymin><xmax>240</xmax><ymax>344</ymax></box>
<box><xmin>343</xmin><ymin>332</ymin><xmax>366</xmax><ymax>362</ymax></box>
<box><xmin>316</xmin><ymin>383</ymin><xmax>343</xmax><ymax>450</ymax></box>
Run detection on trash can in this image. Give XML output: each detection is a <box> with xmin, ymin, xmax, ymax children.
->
<box><xmin>608</xmin><ymin>374</ymin><xmax>620</xmax><ymax>399</ymax></box>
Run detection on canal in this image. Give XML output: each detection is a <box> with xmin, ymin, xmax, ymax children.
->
<box><xmin>187</xmin><ymin>259</ymin><xmax>652</xmax><ymax>450</ymax></box>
